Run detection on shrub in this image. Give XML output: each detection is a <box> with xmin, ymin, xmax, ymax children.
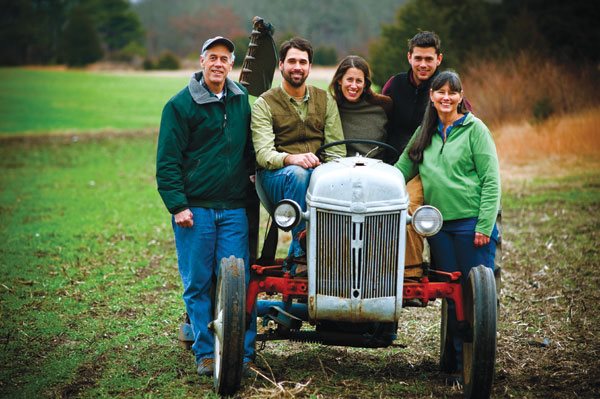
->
<box><xmin>155</xmin><ymin>51</ymin><xmax>180</xmax><ymax>70</ymax></box>
<box><xmin>313</xmin><ymin>46</ymin><xmax>338</xmax><ymax>66</ymax></box>
<box><xmin>532</xmin><ymin>97</ymin><xmax>554</xmax><ymax>123</ymax></box>
<box><xmin>110</xmin><ymin>41</ymin><xmax>147</xmax><ymax>62</ymax></box>
<box><xmin>142</xmin><ymin>58</ymin><xmax>155</xmax><ymax>70</ymax></box>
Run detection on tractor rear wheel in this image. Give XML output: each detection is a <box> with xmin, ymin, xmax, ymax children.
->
<box><xmin>462</xmin><ymin>265</ymin><xmax>497</xmax><ymax>399</ymax></box>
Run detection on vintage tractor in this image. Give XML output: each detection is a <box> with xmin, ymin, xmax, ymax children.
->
<box><xmin>197</xmin><ymin>139</ymin><xmax>498</xmax><ymax>398</ymax></box>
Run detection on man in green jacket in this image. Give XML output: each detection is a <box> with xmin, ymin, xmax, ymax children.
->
<box><xmin>156</xmin><ymin>36</ymin><xmax>256</xmax><ymax>378</ymax></box>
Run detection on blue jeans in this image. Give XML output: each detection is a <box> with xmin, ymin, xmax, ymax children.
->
<box><xmin>428</xmin><ymin>218</ymin><xmax>498</xmax><ymax>371</ymax></box>
<box><xmin>172</xmin><ymin>207</ymin><xmax>256</xmax><ymax>364</ymax></box>
<box><xmin>257</xmin><ymin>166</ymin><xmax>312</xmax><ymax>258</ymax></box>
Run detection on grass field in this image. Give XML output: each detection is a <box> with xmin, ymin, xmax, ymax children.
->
<box><xmin>1</xmin><ymin>133</ymin><xmax>598</xmax><ymax>398</ymax></box>
<box><xmin>0</xmin><ymin>68</ymin><xmax>189</xmax><ymax>134</ymax></box>
<box><xmin>0</xmin><ymin>68</ymin><xmax>329</xmax><ymax>136</ymax></box>
<box><xmin>1</xmin><ymin>68</ymin><xmax>599</xmax><ymax>398</ymax></box>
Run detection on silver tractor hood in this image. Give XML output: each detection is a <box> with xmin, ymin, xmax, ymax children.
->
<box><xmin>306</xmin><ymin>156</ymin><xmax>409</xmax><ymax>213</ymax></box>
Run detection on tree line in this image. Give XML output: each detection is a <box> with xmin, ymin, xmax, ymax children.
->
<box><xmin>0</xmin><ymin>0</ymin><xmax>405</xmax><ymax>67</ymax></box>
<box><xmin>131</xmin><ymin>0</ymin><xmax>404</xmax><ymax>66</ymax></box>
<box><xmin>1</xmin><ymin>0</ymin><xmax>143</xmax><ymax>66</ymax></box>
<box><xmin>1</xmin><ymin>0</ymin><xmax>598</xmax><ymax>78</ymax></box>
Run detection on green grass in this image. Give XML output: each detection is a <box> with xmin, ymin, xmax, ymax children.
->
<box><xmin>0</xmin><ymin>68</ymin><xmax>189</xmax><ymax>134</ymax></box>
<box><xmin>1</xmin><ymin>134</ymin><xmax>599</xmax><ymax>397</ymax></box>
<box><xmin>0</xmin><ymin>135</ymin><xmax>191</xmax><ymax>397</ymax></box>
<box><xmin>0</xmin><ymin>68</ymin><xmax>330</xmax><ymax>136</ymax></box>
<box><xmin>0</xmin><ymin>134</ymin><xmax>287</xmax><ymax>398</ymax></box>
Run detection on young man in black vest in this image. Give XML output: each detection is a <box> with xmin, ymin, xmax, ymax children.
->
<box><xmin>382</xmin><ymin>31</ymin><xmax>443</xmax><ymax>273</ymax></box>
<box><xmin>251</xmin><ymin>37</ymin><xmax>345</xmax><ymax>271</ymax></box>
<box><xmin>383</xmin><ymin>31</ymin><xmax>443</xmax><ymax>156</ymax></box>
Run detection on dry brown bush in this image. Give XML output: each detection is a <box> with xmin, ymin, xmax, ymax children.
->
<box><xmin>461</xmin><ymin>53</ymin><xmax>600</xmax><ymax>128</ymax></box>
<box><xmin>495</xmin><ymin>106</ymin><xmax>600</xmax><ymax>165</ymax></box>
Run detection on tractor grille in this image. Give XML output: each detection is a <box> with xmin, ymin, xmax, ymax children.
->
<box><xmin>315</xmin><ymin>210</ymin><xmax>401</xmax><ymax>299</ymax></box>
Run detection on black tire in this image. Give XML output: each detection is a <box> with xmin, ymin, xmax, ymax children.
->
<box><xmin>462</xmin><ymin>265</ymin><xmax>497</xmax><ymax>399</ymax></box>
<box><xmin>439</xmin><ymin>299</ymin><xmax>456</xmax><ymax>373</ymax></box>
<box><xmin>494</xmin><ymin>210</ymin><xmax>503</xmax><ymax>311</ymax></box>
<box><xmin>494</xmin><ymin>211</ymin><xmax>502</xmax><ymax>274</ymax></box>
<box><xmin>213</xmin><ymin>256</ymin><xmax>246</xmax><ymax>396</ymax></box>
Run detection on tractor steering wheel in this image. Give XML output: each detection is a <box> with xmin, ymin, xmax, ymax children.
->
<box><xmin>315</xmin><ymin>139</ymin><xmax>400</xmax><ymax>163</ymax></box>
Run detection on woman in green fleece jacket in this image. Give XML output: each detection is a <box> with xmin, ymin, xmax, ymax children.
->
<box><xmin>394</xmin><ymin>70</ymin><xmax>500</xmax><ymax>376</ymax></box>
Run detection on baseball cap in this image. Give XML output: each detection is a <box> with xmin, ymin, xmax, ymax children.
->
<box><xmin>201</xmin><ymin>36</ymin><xmax>235</xmax><ymax>53</ymax></box>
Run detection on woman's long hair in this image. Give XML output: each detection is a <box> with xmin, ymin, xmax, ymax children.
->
<box><xmin>329</xmin><ymin>55</ymin><xmax>374</xmax><ymax>105</ymax></box>
<box><xmin>408</xmin><ymin>70</ymin><xmax>469</xmax><ymax>163</ymax></box>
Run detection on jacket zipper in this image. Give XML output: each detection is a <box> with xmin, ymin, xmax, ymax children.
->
<box><xmin>439</xmin><ymin>130</ymin><xmax>447</xmax><ymax>154</ymax></box>
<box><xmin>223</xmin><ymin>103</ymin><xmax>231</xmax><ymax>176</ymax></box>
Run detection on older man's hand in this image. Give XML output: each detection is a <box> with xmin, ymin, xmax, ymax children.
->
<box><xmin>174</xmin><ymin>209</ymin><xmax>194</xmax><ymax>228</ymax></box>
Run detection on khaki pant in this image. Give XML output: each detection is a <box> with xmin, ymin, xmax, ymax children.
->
<box><xmin>405</xmin><ymin>175</ymin><xmax>424</xmax><ymax>273</ymax></box>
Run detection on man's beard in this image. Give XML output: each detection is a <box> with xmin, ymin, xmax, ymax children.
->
<box><xmin>282</xmin><ymin>70</ymin><xmax>307</xmax><ymax>88</ymax></box>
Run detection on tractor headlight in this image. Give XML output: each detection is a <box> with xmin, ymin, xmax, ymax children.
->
<box><xmin>273</xmin><ymin>200</ymin><xmax>302</xmax><ymax>231</ymax></box>
<box><xmin>411</xmin><ymin>205</ymin><xmax>443</xmax><ymax>236</ymax></box>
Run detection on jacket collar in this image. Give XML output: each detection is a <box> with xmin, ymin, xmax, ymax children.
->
<box><xmin>461</xmin><ymin>111</ymin><xmax>475</xmax><ymax>126</ymax></box>
<box><xmin>188</xmin><ymin>71</ymin><xmax>244</xmax><ymax>105</ymax></box>
<box><xmin>278</xmin><ymin>84</ymin><xmax>310</xmax><ymax>103</ymax></box>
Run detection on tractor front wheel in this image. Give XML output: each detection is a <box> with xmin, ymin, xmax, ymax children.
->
<box><xmin>213</xmin><ymin>256</ymin><xmax>246</xmax><ymax>396</ymax></box>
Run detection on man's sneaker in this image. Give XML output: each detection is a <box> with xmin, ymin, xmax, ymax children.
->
<box><xmin>197</xmin><ymin>358</ymin><xmax>214</xmax><ymax>377</ymax></box>
<box><xmin>243</xmin><ymin>361</ymin><xmax>259</xmax><ymax>378</ymax></box>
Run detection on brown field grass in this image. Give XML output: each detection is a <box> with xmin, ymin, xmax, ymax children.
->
<box><xmin>462</xmin><ymin>53</ymin><xmax>600</xmax><ymax>128</ymax></box>
<box><xmin>458</xmin><ymin>54</ymin><xmax>600</xmax><ymax>182</ymax></box>
<box><xmin>493</xmin><ymin>108</ymin><xmax>600</xmax><ymax>171</ymax></box>
<box><xmin>494</xmin><ymin>106</ymin><xmax>600</xmax><ymax>182</ymax></box>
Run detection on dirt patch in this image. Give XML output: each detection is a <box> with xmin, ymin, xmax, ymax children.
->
<box><xmin>135</xmin><ymin>254</ymin><xmax>165</xmax><ymax>280</ymax></box>
<box><xmin>500</xmin><ymin>155</ymin><xmax>600</xmax><ymax>191</ymax></box>
<box><xmin>0</xmin><ymin>129</ymin><xmax>155</xmax><ymax>145</ymax></box>
<box><xmin>57</xmin><ymin>354</ymin><xmax>107</xmax><ymax>398</ymax></box>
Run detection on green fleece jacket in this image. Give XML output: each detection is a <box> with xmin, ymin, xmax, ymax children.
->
<box><xmin>156</xmin><ymin>72</ymin><xmax>252</xmax><ymax>214</ymax></box>
<box><xmin>394</xmin><ymin>113</ymin><xmax>500</xmax><ymax>236</ymax></box>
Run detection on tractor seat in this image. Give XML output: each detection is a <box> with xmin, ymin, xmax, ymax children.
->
<box><xmin>254</xmin><ymin>171</ymin><xmax>279</xmax><ymax>265</ymax></box>
<box><xmin>255</xmin><ymin>171</ymin><xmax>275</xmax><ymax>215</ymax></box>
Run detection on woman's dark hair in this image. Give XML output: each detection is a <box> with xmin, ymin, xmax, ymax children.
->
<box><xmin>408</xmin><ymin>70</ymin><xmax>469</xmax><ymax>163</ymax></box>
<box><xmin>328</xmin><ymin>55</ymin><xmax>374</xmax><ymax>105</ymax></box>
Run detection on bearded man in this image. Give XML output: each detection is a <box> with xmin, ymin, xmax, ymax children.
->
<box><xmin>251</xmin><ymin>37</ymin><xmax>344</xmax><ymax>268</ymax></box>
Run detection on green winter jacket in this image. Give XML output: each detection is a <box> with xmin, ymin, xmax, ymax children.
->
<box><xmin>156</xmin><ymin>72</ymin><xmax>252</xmax><ymax>214</ymax></box>
<box><xmin>394</xmin><ymin>112</ymin><xmax>500</xmax><ymax>236</ymax></box>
